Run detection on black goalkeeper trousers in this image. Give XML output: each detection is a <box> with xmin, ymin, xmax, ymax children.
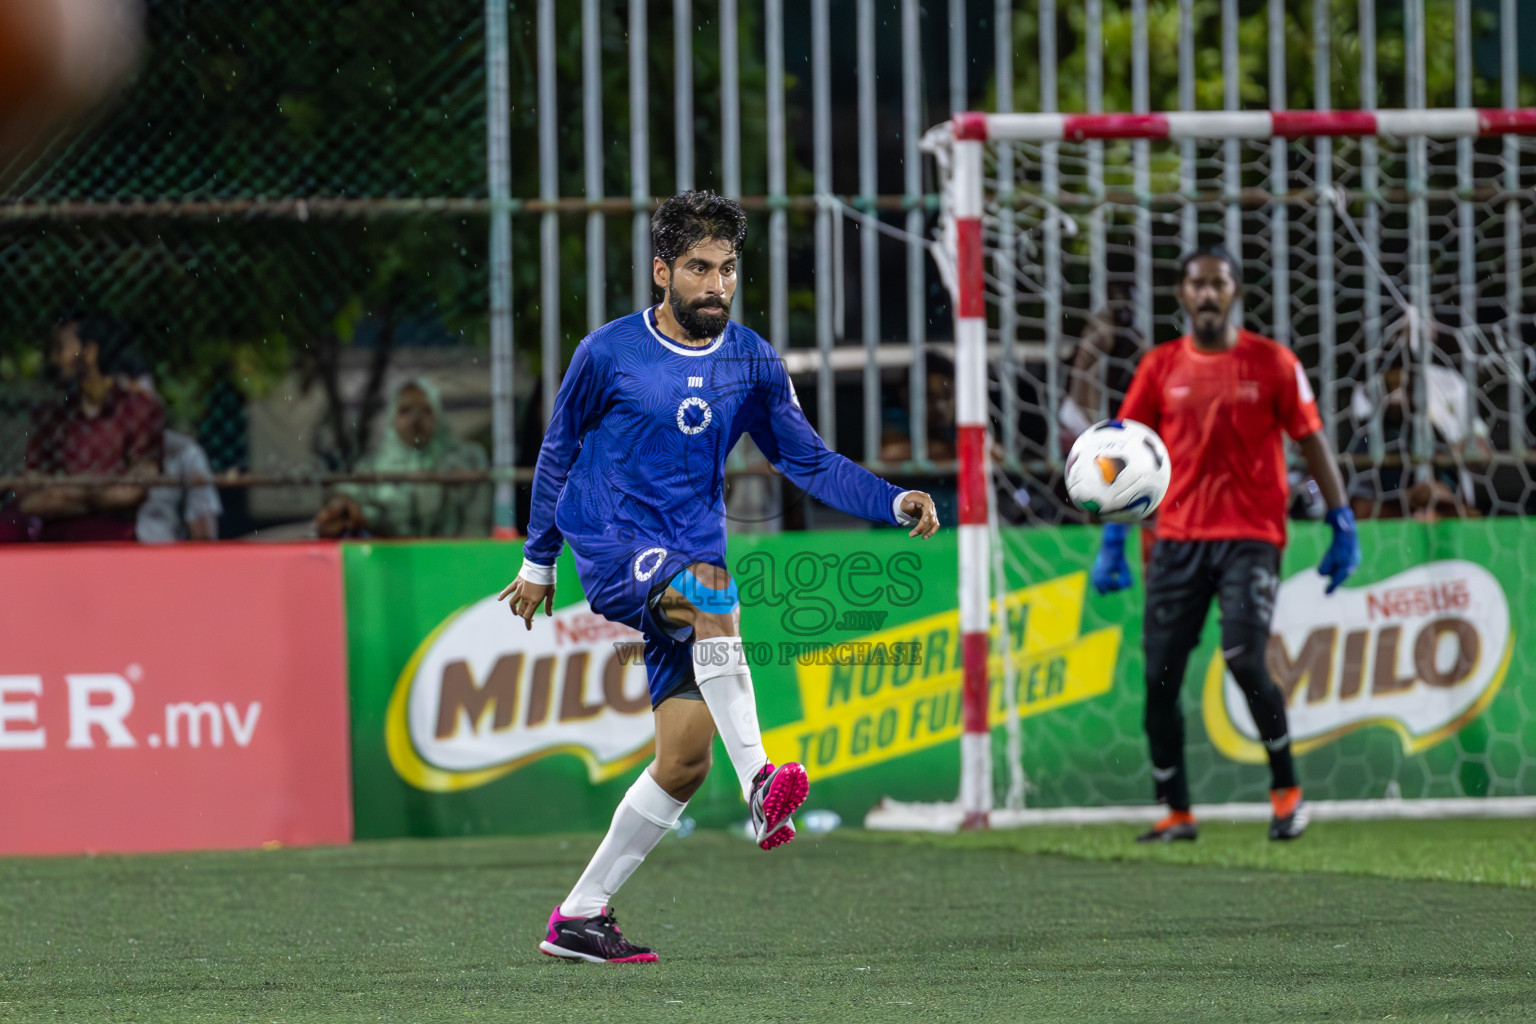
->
<box><xmin>1142</xmin><ymin>539</ymin><xmax>1296</xmax><ymax>811</ymax></box>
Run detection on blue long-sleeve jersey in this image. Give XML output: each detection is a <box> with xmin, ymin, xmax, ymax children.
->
<box><xmin>524</xmin><ymin>308</ymin><xmax>908</xmax><ymax>569</ymax></box>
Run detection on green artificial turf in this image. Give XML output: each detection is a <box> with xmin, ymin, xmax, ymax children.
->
<box><xmin>857</xmin><ymin>817</ymin><xmax>1536</xmax><ymax>889</ymax></box>
<box><xmin>0</xmin><ymin>821</ymin><xmax>1532</xmax><ymax>1023</ymax></box>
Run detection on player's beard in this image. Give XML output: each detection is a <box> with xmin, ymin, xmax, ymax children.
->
<box><xmin>1191</xmin><ymin>305</ymin><xmax>1228</xmax><ymax>347</ymax></box>
<box><xmin>670</xmin><ymin>289</ymin><xmax>731</xmax><ymax>341</ymax></box>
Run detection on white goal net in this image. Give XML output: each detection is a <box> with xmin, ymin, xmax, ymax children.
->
<box><xmin>870</xmin><ymin>109</ymin><xmax>1536</xmax><ymax>829</ymax></box>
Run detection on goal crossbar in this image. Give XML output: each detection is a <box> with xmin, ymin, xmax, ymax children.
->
<box><xmin>933</xmin><ymin>107</ymin><xmax>1536</xmax><ymax>145</ymax></box>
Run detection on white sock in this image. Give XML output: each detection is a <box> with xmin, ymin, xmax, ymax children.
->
<box><xmin>694</xmin><ymin>635</ymin><xmax>770</xmax><ymax>801</ymax></box>
<box><xmin>558</xmin><ymin>770</ymin><xmax>686</xmax><ymax>919</ymax></box>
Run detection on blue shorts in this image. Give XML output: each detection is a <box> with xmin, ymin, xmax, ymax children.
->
<box><xmin>569</xmin><ymin>532</ymin><xmax>716</xmax><ymax>708</ymax></box>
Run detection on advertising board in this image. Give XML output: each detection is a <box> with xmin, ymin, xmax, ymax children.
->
<box><xmin>347</xmin><ymin>521</ymin><xmax>1534</xmax><ymax>837</ymax></box>
<box><xmin>0</xmin><ymin>544</ymin><xmax>353</xmax><ymax>855</ymax></box>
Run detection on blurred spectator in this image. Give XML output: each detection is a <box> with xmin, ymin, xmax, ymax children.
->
<box><xmin>0</xmin><ymin>313</ymin><xmax>163</xmax><ymax>542</ymax></box>
<box><xmin>1347</xmin><ymin>363</ymin><xmax>1491</xmax><ymax>520</ymax></box>
<box><xmin>880</xmin><ymin>356</ymin><xmax>958</xmax><ymax>528</ymax></box>
<box><xmin>1060</xmin><ymin>283</ymin><xmax>1146</xmax><ymax>452</ymax></box>
<box><xmin>880</xmin><ymin>359</ymin><xmax>957</xmax><ymax>463</ymax></box>
<box><xmin>316</xmin><ymin>377</ymin><xmax>490</xmax><ymax>539</ymax></box>
<box><xmin>109</xmin><ymin>347</ymin><xmax>223</xmax><ymax>542</ymax></box>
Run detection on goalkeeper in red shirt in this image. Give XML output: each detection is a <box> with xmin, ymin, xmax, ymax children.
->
<box><xmin>1092</xmin><ymin>247</ymin><xmax>1361</xmax><ymax>842</ymax></box>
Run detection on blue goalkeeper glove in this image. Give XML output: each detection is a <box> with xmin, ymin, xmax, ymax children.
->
<box><xmin>1090</xmin><ymin>522</ymin><xmax>1133</xmax><ymax>595</ymax></box>
<box><xmin>1318</xmin><ymin>506</ymin><xmax>1362</xmax><ymax>595</ymax></box>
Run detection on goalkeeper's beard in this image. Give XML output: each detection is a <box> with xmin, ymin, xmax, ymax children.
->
<box><xmin>670</xmin><ymin>289</ymin><xmax>731</xmax><ymax>341</ymax></box>
<box><xmin>1192</xmin><ymin>307</ymin><xmax>1228</xmax><ymax>347</ymax></box>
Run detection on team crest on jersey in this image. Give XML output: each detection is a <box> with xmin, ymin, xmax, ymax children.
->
<box><xmin>633</xmin><ymin>547</ymin><xmax>669</xmax><ymax>581</ymax></box>
<box><xmin>676</xmin><ymin>396</ymin><xmax>712</xmax><ymax>435</ymax></box>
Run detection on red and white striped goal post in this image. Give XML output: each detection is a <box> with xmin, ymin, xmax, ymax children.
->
<box><xmin>941</xmin><ymin>107</ymin><xmax>1536</xmax><ymax>831</ymax></box>
<box><xmin>944</xmin><ymin>107</ymin><xmax>1536</xmax><ymax>142</ymax></box>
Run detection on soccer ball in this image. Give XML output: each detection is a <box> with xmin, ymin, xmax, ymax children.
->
<box><xmin>1065</xmin><ymin>419</ymin><xmax>1171</xmax><ymax>523</ymax></box>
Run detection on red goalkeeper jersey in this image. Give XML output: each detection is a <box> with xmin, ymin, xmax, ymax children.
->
<box><xmin>1118</xmin><ymin>330</ymin><xmax>1322</xmax><ymax>548</ymax></box>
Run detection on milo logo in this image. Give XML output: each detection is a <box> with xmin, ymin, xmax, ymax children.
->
<box><xmin>385</xmin><ymin>598</ymin><xmax>654</xmax><ymax>792</ymax></box>
<box><xmin>1203</xmin><ymin>560</ymin><xmax>1512</xmax><ymax>762</ymax></box>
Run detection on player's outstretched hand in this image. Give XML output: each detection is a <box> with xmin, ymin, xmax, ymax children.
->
<box><xmin>498</xmin><ymin>575</ymin><xmax>555</xmax><ymax>631</ymax></box>
<box><xmin>1318</xmin><ymin>506</ymin><xmax>1362</xmax><ymax>595</ymax></box>
<box><xmin>900</xmin><ymin>491</ymin><xmax>941</xmax><ymax>539</ymax></box>
<box><xmin>1090</xmin><ymin>522</ymin><xmax>1133</xmax><ymax>595</ymax></box>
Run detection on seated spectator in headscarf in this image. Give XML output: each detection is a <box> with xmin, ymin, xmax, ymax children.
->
<box><xmin>1</xmin><ymin>313</ymin><xmax>163</xmax><ymax>542</ymax></box>
<box><xmin>108</xmin><ymin>347</ymin><xmax>222</xmax><ymax>542</ymax></box>
<box><xmin>315</xmin><ymin>377</ymin><xmax>490</xmax><ymax>539</ymax></box>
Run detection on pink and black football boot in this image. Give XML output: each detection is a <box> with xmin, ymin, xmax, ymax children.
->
<box><xmin>748</xmin><ymin>761</ymin><xmax>809</xmax><ymax>851</ymax></box>
<box><xmin>539</xmin><ymin>906</ymin><xmax>658</xmax><ymax>964</ymax></box>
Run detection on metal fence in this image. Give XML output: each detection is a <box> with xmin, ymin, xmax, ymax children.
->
<box><xmin>0</xmin><ymin>0</ymin><xmax>1531</xmax><ymax>540</ymax></box>
<box><xmin>931</xmin><ymin>122</ymin><xmax>1536</xmax><ymax>523</ymax></box>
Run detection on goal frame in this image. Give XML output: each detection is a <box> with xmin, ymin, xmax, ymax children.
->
<box><xmin>934</xmin><ymin>106</ymin><xmax>1536</xmax><ymax>831</ymax></box>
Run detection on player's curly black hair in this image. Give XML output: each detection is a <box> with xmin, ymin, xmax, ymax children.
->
<box><xmin>651</xmin><ymin>190</ymin><xmax>748</xmax><ymax>267</ymax></box>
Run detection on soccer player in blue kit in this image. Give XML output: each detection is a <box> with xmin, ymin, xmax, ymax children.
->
<box><xmin>500</xmin><ymin>191</ymin><xmax>942</xmax><ymax>964</ymax></box>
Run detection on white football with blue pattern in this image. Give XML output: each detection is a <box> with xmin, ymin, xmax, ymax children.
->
<box><xmin>1064</xmin><ymin>419</ymin><xmax>1171</xmax><ymax>523</ymax></box>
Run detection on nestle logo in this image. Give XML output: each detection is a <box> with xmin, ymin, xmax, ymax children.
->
<box><xmin>553</xmin><ymin>612</ymin><xmax>638</xmax><ymax>646</ymax></box>
<box><xmin>1365</xmin><ymin>581</ymin><xmax>1470</xmax><ymax>621</ymax></box>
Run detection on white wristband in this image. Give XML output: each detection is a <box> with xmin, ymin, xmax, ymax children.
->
<box><xmin>517</xmin><ymin>560</ymin><xmax>556</xmax><ymax>586</ymax></box>
<box><xmin>892</xmin><ymin>491</ymin><xmax>918</xmax><ymax>527</ymax></box>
